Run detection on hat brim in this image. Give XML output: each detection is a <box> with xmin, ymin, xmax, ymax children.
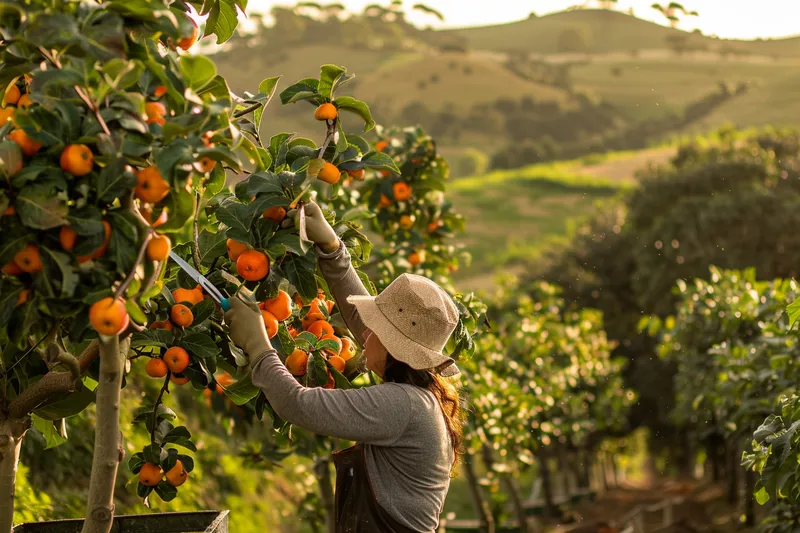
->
<box><xmin>347</xmin><ymin>294</ymin><xmax>460</xmax><ymax>376</ymax></box>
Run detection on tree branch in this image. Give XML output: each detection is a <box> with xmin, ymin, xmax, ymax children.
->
<box><xmin>38</xmin><ymin>46</ymin><xmax>111</xmax><ymax>136</ymax></box>
<box><xmin>192</xmin><ymin>191</ymin><xmax>202</xmax><ymax>270</ymax></box>
<box><xmin>233</xmin><ymin>102</ymin><xmax>262</xmax><ymax>119</ymax></box>
<box><xmin>317</xmin><ymin>119</ymin><xmax>337</xmax><ymax>159</ymax></box>
<box><xmin>114</xmin><ymin>229</ymin><xmax>154</xmax><ymax>300</ymax></box>
<box><xmin>150</xmin><ymin>374</ymin><xmax>171</xmax><ymax>444</ymax></box>
<box><xmin>8</xmin><ymin>372</ymin><xmax>77</xmax><ymax>420</ymax></box>
<box><xmin>8</xmin><ymin>339</ymin><xmax>100</xmax><ymax>420</ymax></box>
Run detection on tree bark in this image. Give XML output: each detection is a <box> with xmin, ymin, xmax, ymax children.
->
<box><xmin>726</xmin><ymin>440</ymin><xmax>739</xmax><ymax>506</ymax></box>
<box><xmin>743</xmin><ymin>463</ymin><xmax>756</xmax><ymax>526</ymax></box>
<box><xmin>314</xmin><ymin>458</ymin><xmax>335</xmax><ymax>533</ymax></box>
<box><xmin>81</xmin><ymin>336</ymin><xmax>128</xmax><ymax>533</ymax></box>
<box><xmin>0</xmin><ymin>417</ymin><xmax>31</xmax><ymax>533</ymax></box>
<box><xmin>608</xmin><ymin>454</ymin><xmax>618</xmax><ymax>488</ymax></box>
<box><xmin>501</xmin><ymin>475</ymin><xmax>530</xmax><ymax>532</ymax></box>
<box><xmin>463</xmin><ymin>452</ymin><xmax>495</xmax><ymax>533</ymax></box>
<box><xmin>537</xmin><ymin>453</ymin><xmax>558</xmax><ymax>519</ymax></box>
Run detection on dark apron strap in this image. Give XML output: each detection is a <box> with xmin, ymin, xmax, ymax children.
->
<box><xmin>332</xmin><ymin>443</ymin><xmax>419</xmax><ymax>533</ymax></box>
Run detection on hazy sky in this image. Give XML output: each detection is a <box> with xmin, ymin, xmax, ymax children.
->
<box><xmin>241</xmin><ymin>0</ymin><xmax>800</xmax><ymax>40</ymax></box>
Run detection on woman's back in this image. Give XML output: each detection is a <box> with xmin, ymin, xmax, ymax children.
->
<box><xmin>365</xmin><ymin>383</ymin><xmax>453</xmax><ymax>532</ymax></box>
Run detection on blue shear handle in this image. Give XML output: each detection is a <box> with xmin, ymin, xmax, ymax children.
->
<box><xmin>220</xmin><ymin>298</ymin><xmax>231</xmax><ymax>312</ymax></box>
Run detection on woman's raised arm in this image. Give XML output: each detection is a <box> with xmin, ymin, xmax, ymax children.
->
<box><xmin>299</xmin><ymin>201</ymin><xmax>371</xmax><ymax>345</ymax></box>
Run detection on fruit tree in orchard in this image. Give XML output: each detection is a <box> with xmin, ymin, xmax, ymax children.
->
<box><xmin>0</xmin><ymin>0</ymin><xmax>315</xmax><ymax>528</ymax></box>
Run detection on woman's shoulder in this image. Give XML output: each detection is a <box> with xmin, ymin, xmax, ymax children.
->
<box><xmin>384</xmin><ymin>382</ymin><xmax>438</xmax><ymax>409</ymax></box>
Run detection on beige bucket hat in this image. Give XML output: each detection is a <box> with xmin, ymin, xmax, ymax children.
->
<box><xmin>347</xmin><ymin>273</ymin><xmax>461</xmax><ymax>377</ymax></box>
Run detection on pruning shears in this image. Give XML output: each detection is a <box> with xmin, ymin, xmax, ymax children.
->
<box><xmin>169</xmin><ymin>251</ymin><xmax>231</xmax><ymax>312</ymax></box>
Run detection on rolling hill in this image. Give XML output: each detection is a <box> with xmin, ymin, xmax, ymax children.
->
<box><xmin>446</xmin><ymin>9</ymin><xmax>800</xmax><ymax>57</ymax></box>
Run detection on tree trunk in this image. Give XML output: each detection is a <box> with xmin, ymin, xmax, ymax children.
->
<box><xmin>81</xmin><ymin>336</ymin><xmax>128</xmax><ymax>533</ymax></box>
<box><xmin>501</xmin><ymin>476</ymin><xmax>529</xmax><ymax>533</ymax></box>
<box><xmin>0</xmin><ymin>417</ymin><xmax>31</xmax><ymax>533</ymax></box>
<box><xmin>608</xmin><ymin>454</ymin><xmax>619</xmax><ymax>488</ymax></box>
<box><xmin>600</xmin><ymin>452</ymin><xmax>610</xmax><ymax>492</ymax></box>
<box><xmin>579</xmin><ymin>450</ymin><xmax>591</xmax><ymax>489</ymax></box>
<box><xmin>537</xmin><ymin>453</ymin><xmax>558</xmax><ymax>519</ymax></box>
<box><xmin>706</xmin><ymin>434</ymin><xmax>721</xmax><ymax>482</ymax></box>
<box><xmin>726</xmin><ymin>439</ymin><xmax>739</xmax><ymax>506</ymax></box>
<box><xmin>314</xmin><ymin>458</ymin><xmax>335</xmax><ymax>533</ymax></box>
<box><xmin>463</xmin><ymin>452</ymin><xmax>495</xmax><ymax>533</ymax></box>
<box><xmin>743</xmin><ymin>464</ymin><xmax>756</xmax><ymax>526</ymax></box>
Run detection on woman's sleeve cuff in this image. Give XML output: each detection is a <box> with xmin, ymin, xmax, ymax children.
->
<box><xmin>314</xmin><ymin>239</ymin><xmax>345</xmax><ymax>260</ymax></box>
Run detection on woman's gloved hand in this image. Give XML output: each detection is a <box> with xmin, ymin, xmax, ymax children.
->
<box><xmin>223</xmin><ymin>290</ymin><xmax>272</xmax><ymax>359</ymax></box>
<box><xmin>290</xmin><ymin>200</ymin><xmax>339</xmax><ymax>253</ymax></box>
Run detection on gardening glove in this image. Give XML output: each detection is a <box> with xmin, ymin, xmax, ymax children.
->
<box><xmin>224</xmin><ymin>288</ymin><xmax>273</xmax><ymax>360</ymax></box>
<box><xmin>288</xmin><ymin>200</ymin><xmax>339</xmax><ymax>253</ymax></box>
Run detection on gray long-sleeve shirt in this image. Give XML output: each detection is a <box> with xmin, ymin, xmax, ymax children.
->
<box><xmin>250</xmin><ymin>241</ymin><xmax>453</xmax><ymax>532</ymax></box>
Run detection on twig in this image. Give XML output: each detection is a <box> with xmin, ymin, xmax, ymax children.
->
<box><xmin>232</xmin><ymin>102</ymin><xmax>263</xmax><ymax>119</ymax></box>
<box><xmin>317</xmin><ymin>119</ymin><xmax>337</xmax><ymax>159</ymax></box>
<box><xmin>150</xmin><ymin>373</ymin><xmax>171</xmax><ymax>444</ymax></box>
<box><xmin>38</xmin><ymin>46</ymin><xmax>111</xmax><ymax>136</ymax></box>
<box><xmin>114</xmin><ymin>228</ymin><xmax>154</xmax><ymax>300</ymax></box>
<box><xmin>192</xmin><ymin>191</ymin><xmax>202</xmax><ymax>271</ymax></box>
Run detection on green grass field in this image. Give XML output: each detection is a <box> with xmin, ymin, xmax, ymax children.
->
<box><xmin>448</xmin><ymin>156</ymin><xmax>639</xmax><ymax>292</ymax></box>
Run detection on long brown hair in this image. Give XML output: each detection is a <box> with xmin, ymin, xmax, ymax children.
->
<box><xmin>383</xmin><ymin>354</ymin><xmax>464</xmax><ymax>475</ymax></box>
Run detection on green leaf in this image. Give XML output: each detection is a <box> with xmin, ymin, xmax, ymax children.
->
<box><xmin>131</xmin><ymin>329</ymin><xmax>174</xmax><ymax>349</ymax></box>
<box><xmin>128</xmin><ymin>452</ymin><xmax>146</xmax><ymax>474</ymax></box>
<box><xmin>316</xmin><ymin>339</ymin><xmax>340</xmax><ymax>354</ymax></box>
<box><xmin>0</xmin><ymin>286</ymin><xmax>20</xmax><ymax>328</ymax></box>
<box><xmin>42</xmin><ymin>248</ymin><xmax>78</xmax><ymax>298</ymax></box>
<box><xmin>179</xmin><ymin>332</ymin><xmax>221</xmax><ymax>360</ymax></box>
<box><xmin>154</xmin><ymin>480</ymin><xmax>178</xmax><ymax>502</ymax></box>
<box><xmin>142</xmin><ymin>443</ymin><xmax>162</xmax><ymax>465</ymax></box>
<box><xmin>282</xmin><ymin>253</ymin><xmax>318</xmax><ymax>301</ymax></box>
<box><xmin>0</xmin><ymin>233</ymin><xmax>29</xmax><ymax>267</ymax></box>
<box><xmin>133</xmin><ymin>404</ymin><xmax>177</xmax><ymax>424</ymax></box>
<box><xmin>275</xmin><ymin>323</ymin><xmax>296</xmax><ymax>355</ymax></box>
<box><xmin>32</xmin><ymin>414</ymin><xmax>68</xmax><ymax>449</ymax></box>
<box><xmin>307</xmin><ymin>158</ymin><xmax>326</xmax><ymax>179</ymax></box>
<box><xmin>787</xmin><ymin>296</ymin><xmax>800</xmax><ymax>328</ymax></box>
<box><xmin>295</xmin><ymin>332</ymin><xmax>319</xmax><ymax>350</ymax></box>
<box><xmin>163</xmin><ymin>426</ymin><xmax>197</xmax><ymax>451</ymax></box>
<box><xmin>222</xmin><ymin>373</ymin><xmax>260</xmax><ymax>405</ymax></box>
<box><xmin>102</xmin><ymin>58</ymin><xmax>145</xmax><ymax>90</ymax></box>
<box><xmin>754</xmin><ymin>485</ymin><xmax>770</xmax><ymax>505</ymax></box>
<box><xmin>204</xmin><ymin>0</ymin><xmax>239</xmax><ymax>44</ymax></box>
<box><xmin>191</xmin><ymin>299</ymin><xmax>216</xmax><ymax>325</ymax></box>
<box><xmin>197</xmin><ymin>229</ymin><xmax>228</xmax><ymax>267</ymax></box>
<box><xmin>332</xmin><ymin>96</ymin><xmax>375</xmax><ymax>132</ymax></box>
<box><xmin>329</xmin><ymin>365</ymin><xmax>353</xmax><ymax>390</ymax></box>
<box><xmin>307</xmin><ymin>352</ymin><xmax>327</xmax><ymax>387</ymax></box>
<box><xmin>16</xmin><ymin>187</ymin><xmax>68</xmax><ymax>230</ymax></box>
<box><xmin>279</xmin><ymin>79</ymin><xmax>320</xmax><ymax>105</ymax></box>
<box><xmin>317</xmin><ymin>64</ymin><xmax>347</xmax><ymax>101</ymax></box>
<box><xmin>254</xmin><ymin>76</ymin><xmax>281</xmax><ymax>133</ymax></box>
<box><xmin>247</xmin><ymin>172</ymin><xmax>284</xmax><ymax>197</ymax></box>
<box><xmin>217</xmin><ymin>202</ymin><xmax>256</xmax><ymax>239</ymax></box>
<box><xmin>360</xmin><ymin>151</ymin><xmax>400</xmax><ymax>174</ymax></box>
<box><xmin>33</xmin><ymin>386</ymin><xmax>95</xmax><ymax>421</ymax></box>
<box><xmin>125</xmin><ymin>300</ymin><xmax>148</xmax><ymax>325</ymax></box>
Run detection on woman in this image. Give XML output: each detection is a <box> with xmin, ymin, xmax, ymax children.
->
<box><xmin>224</xmin><ymin>200</ymin><xmax>464</xmax><ymax>533</ymax></box>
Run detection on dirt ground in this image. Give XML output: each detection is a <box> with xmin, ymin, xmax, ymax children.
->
<box><xmin>545</xmin><ymin>479</ymin><xmax>750</xmax><ymax>533</ymax></box>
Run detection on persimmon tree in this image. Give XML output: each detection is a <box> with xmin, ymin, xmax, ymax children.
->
<box><xmin>658</xmin><ymin>267</ymin><xmax>800</xmax><ymax>527</ymax></box>
<box><xmin>463</xmin><ymin>280</ymin><xmax>633</xmax><ymax>528</ymax></box>
<box><xmin>0</xmin><ymin>0</ymin><xmax>277</xmax><ymax>531</ymax></box>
